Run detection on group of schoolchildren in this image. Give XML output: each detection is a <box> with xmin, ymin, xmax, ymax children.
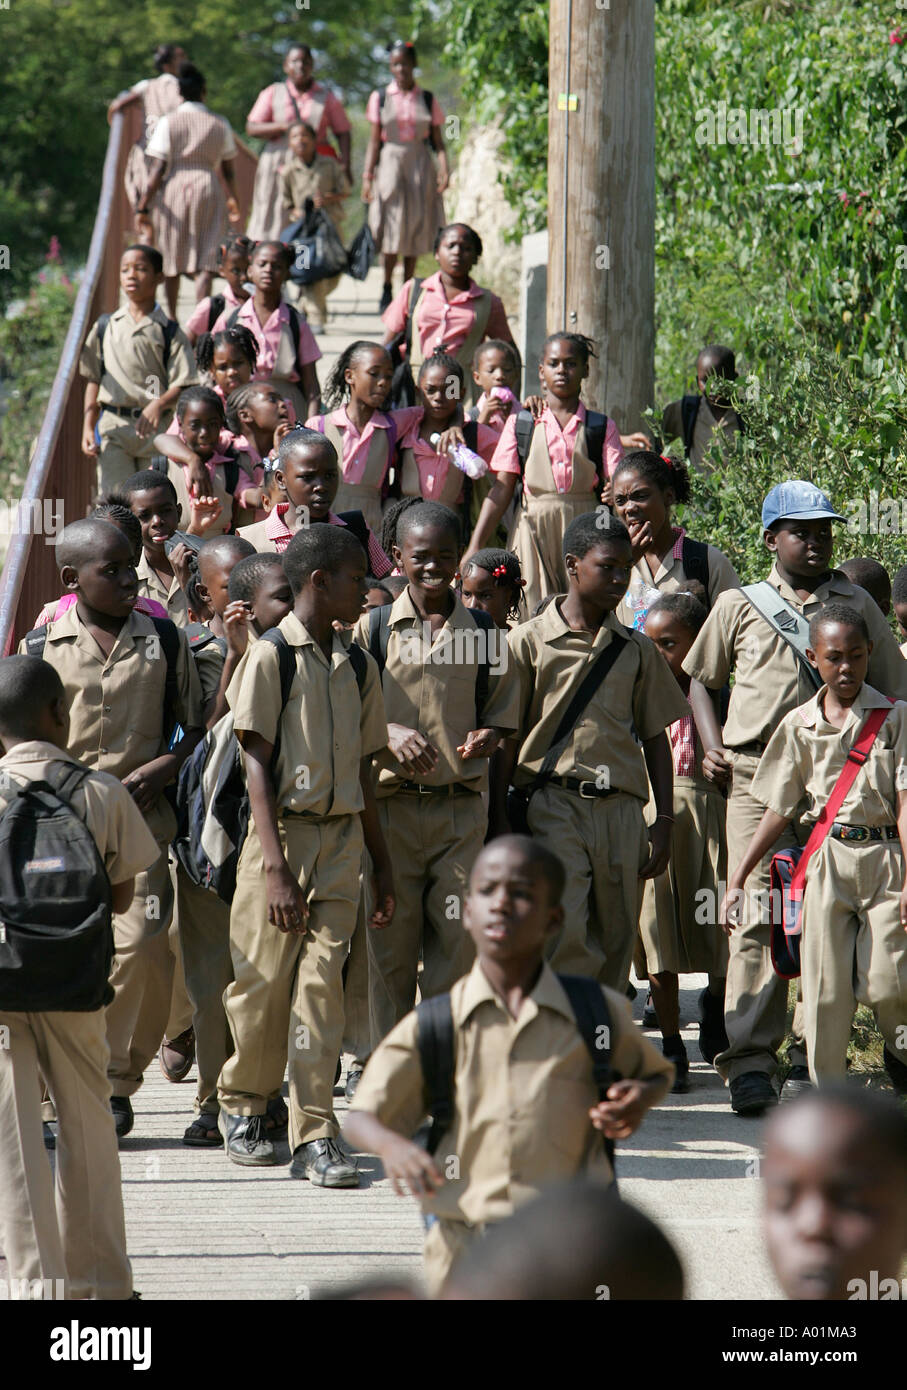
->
<box><xmin>0</xmin><ymin>225</ymin><xmax>905</xmax><ymax>1303</ymax></box>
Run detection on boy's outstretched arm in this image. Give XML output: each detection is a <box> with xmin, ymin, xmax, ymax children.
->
<box><xmin>242</xmin><ymin>730</ymin><xmax>309</xmax><ymax>934</ymax></box>
<box><xmin>689</xmin><ymin>678</ymin><xmax>732</xmax><ymax>786</ymax></box>
<box><xmin>590</xmin><ymin>1075</ymin><xmax>671</xmax><ymax>1140</ymax></box>
<box><xmin>359</xmin><ymin>756</ymin><xmax>395</xmax><ymax>929</ymax></box>
<box><xmin>489</xmin><ymin>736</ymin><xmax>518</xmax><ymax>838</ymax></box>
<box><xmin>343</xmin><ymin>1110</ymin><xmax>444</xmax><ymax>1198</ymax></box>
<box><xmin>719</xmin><ymin>807</ymin><xmax>792</xmax><ymax>933</ymax></box>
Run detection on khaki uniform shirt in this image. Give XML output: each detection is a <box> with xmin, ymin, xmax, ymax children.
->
<box><xmin>136</xmin><ymin>552</ymin><xmax>190</xmax><ymax>628</ymax></box>
<box><xmin>280</xmin><ymin>153</ymin><xmax>350</xmax><ymax>228</ymax></box>
<box><xmin>0</xmin><ymin>741</ymin><xmax>159</xmax><ymax>884</ymax></box>
<box><xmin>190</xmin><ymin>631</ymin><xmax>227</xmax><ymax>710</ymax></box>
<box><xmin>226</xmin><ymin>610</ymin><xmax>387</xmax><ymax>817</ymax></box>
<box><xmin>508</xmin><ymin>603</ymin><xmax>690</xmax><ymax>798</ymax></box>
<box><xmin>352</xmin><ymin>588</ymin><xmax>520</xmax><ymax>793</ymax></box>
<box><xmin>682</xmin><ymin>564</ymin><xmax>907</xmax><ymax>748</ymax></box>
<box><xmin>662</xmin><ymin>396</ymin><xmax>742</xmax><ymax>472</ymax></box>
<box><xmin>79</xmin><ymin>304</ymin><xmax>195</xmax><ymax>408</ymax></box>
<box><xmin>19</xmin><ymin>607</ymin><xmax>203</xmax><ymax>841</ymax></box>
<box><xmin>750</xmin><ymin>683</ymin><xmax>907</xmax><ymax>828</ymax></box>
<box><xmin>617</xmin><ymin>536</ymin><xmax>740</xmax><ymax>628</ymax></box>
<box><xmin>351</xmin><ymin>958</ymin><xmax>675</xmax><ymax>1226</ymax></box>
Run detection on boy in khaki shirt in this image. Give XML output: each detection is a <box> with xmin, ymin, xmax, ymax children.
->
<box><xmin>217</xmin><ymin>525</ymin><xmax>394</xmax><ymax>1186</ymax></box>
<box><xmin>0</xmin><ymin>655</ymin><xmax>159</xmax><ymax>1299</ymax></box>
<box><xmin>685</xmin><ymin>481</ymin><xmax>907</xmax><ymax>1115</ymax></box>
<box><xmin>351</xmin><ymin>500</ymin><xmax>520</xmax><ymax>1048</ymax></box>
<box><xmin>20</xmin><ymin>518</ymin><xmax>203</xmax><ymax>1137</ymax></box>
<box><xmin>492</xmin><ymin>513</ymin><xmax>689</xmax><ymax>991</ymax></box>
<box><xmin>721</xmin><ymin>605</ymin><xmax>907</xmax><ymax>1088</ymax></box>
<box><xmin>345</xmin><ymin>836</ymin><xmax>674</xmax><ymax>1294</ymax></box>
<box><xmin>80</xmin><ymin>244</ymin><xmax>195</xmax><ymax>495</ymax></box>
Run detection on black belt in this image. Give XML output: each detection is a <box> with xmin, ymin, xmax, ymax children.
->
<box><xmin>830</xmin><ymin>823</ymin><xmax>899</xmax><ymax>845</ymax></box>
<box><xmin>103</xmin><ymin>404</ymin><xmax>145</xmax><ymax>418</ymax></box>
<box><xmin>549</xmin><ymin>776</ymin><xmax>617</xmax><ymax>800</ymax></box>
<box><xmin>397</xmin><ymin>781</ymin><xmax>478</xmax><ymax>797</ymax></box>
<box><xmin>732</xmin><ymin>741</ymin><xmax>767</xmax><ymax>758</ymax></box>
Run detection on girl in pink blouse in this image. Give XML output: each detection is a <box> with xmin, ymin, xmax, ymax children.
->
<box><xmin>306</xmin><ymin>341</ymin><xmax>397</xmax><ymax>534</ymax></box>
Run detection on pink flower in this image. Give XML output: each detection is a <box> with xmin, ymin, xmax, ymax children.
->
<box><xmin>45</xmin><ymin>235</ymin><xmax>61</xmax><ymax>263</ymax></box>
<box><xmin>840</xmin><ymin>192</ymin><xmax>850</xmax><ymax>207</ymax></box>
<box><xmin>891</xmin><ymin>29</ymin><xmax>903</xmax><ymax>44</ymax></box>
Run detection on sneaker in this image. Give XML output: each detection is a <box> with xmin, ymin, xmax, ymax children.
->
<box><xmin>883</xmin><ymin>1046</ymin><xmax>907</xmax><ymax>1095</ymax></box>
<box><xmin>729</xmin><ymin>1072</ymin><xmax>778</xmax><ymax>1116</ymax></box>
<box><xmin>159</xmin><ymin>1027</ymin><xmax>195</xmax><ymax>1083</ymax></box>
<box><xmin>219</xmin><ymin>1112</ymin><xmax>277</xmax><ymax>1167</ymax></box>
<box><xmin>43</xmin><ymin>1120</ymin><xmax>58</xmax><ymax>1151</ymax></box>
<box><xmin>698</xmin><ymin>986</ymin><xmax>729</xmax><ymax>1066</ymax></box>
<box><xmin>780</xmin><ymin>1064</ymin><xmax>813</xmax><ymax>1102</ymax></box>
<box><xmin>110</xmin><ymin>1095</ymin><xmax>134</xmax><ymax>1139</ymax></box>
<box><xmin>289</xmin><ymin>1137</ymin><xmax>359</xmax><ymax>1187</ymax></box>
<box><xmin>643</xmin><ymin>991</ymin><xmax>658</xmax><ymax>1028</ymax></box>
<box><xmin>378</xmin><ymin>282</ymin><xmax>393</xmax><ymax>314</ymax></box>
<box><xmin>344</xmin><ymin>1067</ymin><xmax>364</xmax><ymax>1102</ymax></box>
<box><xmin>663</xmin><ymin>1035</ymin><xmax>690</xmax><ymax>1094</ymax></box>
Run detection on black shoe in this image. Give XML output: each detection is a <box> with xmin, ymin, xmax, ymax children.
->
<box><xmin>264</xmin><ymin>1096</ymin><xmax>289</xmax><ymax>1141</ymax></box>
<box><xmin>344</xmin><ymin>1067</ymin><xmax>364</xmax><ymax>1102</ymax></box>
<box><xmin>663</xmin><ymin>1035</ymin><xmax>690</xmax><ymax>1093</ymax></box>
<box><xmin>290</xmin><ymin>1137</ymin><xmax>359</xmax><ymax>1187</ymax></box>
<box><xmin>698</xmin><ymin>986</ymin><xmax>729</xmax><ymax>1066</ymax></box>
<box><xmin>378</xmin><ymin>282</ymin><xmax>393</xmax><ymax>314</ymax></box>
<box><xmin>110</xmin><ymin>1095</ymin><xmax>134</xmax><ymax>1139</ymax></box>
<box><xmin>884</xmin><ymin>1046</ymin><xmax>907</xmax><ymax>1095</ymax></box>
<box><xmin>729</xmin><ymin>1072</ymin><xmax>778</xmax><ymax>1116</ymax></box>
<box><xmin>43</xmin><ymin>1120</ymin><xmax>58</xmax><ymax>1150</ymax></box>
<box><xmin>219</xmin><ymin>1112</ymin><xmax>277</xmax><ymax>1167</ymax></box>
<box><xmin>643</xmin><ymin>990</ymin><xmax>658</xmax><ymax>1028</ymax></box>
<box><xmin>625</xmin><ymin>982</ymin><xmax>638</xmax><ymax>1002</ymax></box>
<box><xmin>334</xmin><ymin>1056</ymin><xmax>342</xmax><ymax>1086</ymax></box>
<box><xmin>780</xmin><ymin>1064</ymin><xmax>813</xmax><ymax>1102</ymax></box>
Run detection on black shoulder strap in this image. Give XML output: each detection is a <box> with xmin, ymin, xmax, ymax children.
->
<box><xmin>225</xmin><ymin>306</ymin><xmax>241</xmax><ymax>332</ymax></box>
<box><xmin>462</xmin><ymin>419</ymin><xmax>479</xmax><ymax>453</ymax></box>
<box><xmin>680</xmin><ymin>395</ymin><xmax>700</xmax><ymax>458</ymax></box>
<box><xmin>421</xmin><ymin>89</ymin><xmax>437</xmax><ymax>149</ymax></box>
<box><xmin>347</xmin><ymin>641</ymin><xmax>367</xmax><ymax>694</ymax></box>
<box><xmin>336</xmin><ymin>509</ymin><xmax>369</xmax><ymax>551</ymax></box>
<box><xmin>288</xmin><ymin>306</ymin><xmax>302</xmax><ymax>363</ymax></box>
<box><xmin>557</xmin><ymin>974</ymin><xmax>617</xmax><ymax>1168</ymax></box>
<box><xmin>529</xmin><ymin>633</ymin><xmax>629</xmax><ymax>796</ymax></box>
<box><xmin>469</xmin><ymin>606</ymin><xmax>494</xmax><ymax>726</ymax></box>
<box><xmin>207</xmin><ymin>294</ymin><xmax>226</xmax><ymax>333</ymax></box>
<box><xmin>97</xmin><ymin>311</ymin><xmax>112</xmax><ymax>375</ymax></box>
<box><xmin>258</xmin><ymin>628</ymin><xmax>299</xmax><ymax>765</ymax></box>
<box><xmin>42</xmin><ymin>761</ymin><xmax>93</xmax><ymax>806</ymax></box>
<box><xmin>151</xmin><ymin>455</ymin><xmax>168</xmax><ymax>474</ymax></box>
<box><xmin>150</xmin><ymin>616</ymin><xmax>181</xmax><ymax>737</ymax></box>
<box><xmin>514</xmin><ymin>409</ymin><xmax>536</xmax><ymax>472</ymax></box>
<box><xmin>415</xmin><ymin>992</ymin><xmax>455</xmax><ymax>1157</ymax></box>
<box><xmin>582</xmin><ymin>410</ymin><xmax>609</xmax><ymax>489</ymax></box>
<box><xmin>161</xmin><ymin>317</ymin><xmax>179</xmax><ymax>373</ymax></box>
<box><xmin>219</xmin><ymin>444</ymin><xmax>240</xmax><ymax>496</ymax></box>
<box><xmin>23</xmin><ymin>627</ymin><xmax>47</xmax><ymax>659</ymax></box>
<box><xmin>680</xmin><ymin>536</ymin><xmax>710</xmax><ymax>604</ymax></box>
<box><xmin>368</xmin><ymin>603</ymin><xmax>392</xmax><ymax>679</ymax></box>
<box><xmin>404</xmin><ymin>277</ymin><xmax>424</xmax><ymax>359</ymax></box>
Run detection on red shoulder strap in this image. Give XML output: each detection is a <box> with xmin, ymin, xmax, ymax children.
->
<box><xmin>790</xmin><ymin>701</ymin><xmax>894</xmax><ymax>895</ymax></box>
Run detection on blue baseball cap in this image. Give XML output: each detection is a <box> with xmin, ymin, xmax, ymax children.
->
<box><xmin>761</xmin><ymin>480</ymin><xmax>847</xmax><ymax>530</ymax></box>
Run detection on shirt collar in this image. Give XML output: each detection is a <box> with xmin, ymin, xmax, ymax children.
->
<box><xmin>422</xmin><ymin>270</ymin><xmax>482</xmax><ymax>301</ymax></box>
<box><xmin>671</xmin><ymin>526</ymin><xmax>686</xmax><ymax>560</ymax></box>
<box><xmin>538</xmin><ymin>598</ymin><xmax>625</xmax><ymax>648</ymax></box>
<box><xmin>43</xmin><ymin>602</ymin><xmax>153</xmax><ymax>656</ymax></box>
<box><xmin>265</xmin><ymin>501</ymin><xmax>295</xmax><ymax>539</ymax></box>
<box><xmin>798</xmin><ymin>682</ymin><xmax>894</xmax><ymax>729</ymax></box>
<box><xmin>768</xmin><ymin>561</ymin><xmax>853</xmax><ymax>604</ymax></box>
<box><xmin>0</xmin><ymin>739</ymin><xmax>80</xmax><ymax>769</ymax></box>
<box><xmin>277</xmin><ymin>609</ymin><xmax>355</xmax><ymax>668</ymax></box>
<box><xmin>387</xmin><ymin>585</ymin><xmax>477</xmax><ymax>632</ymax></box>
<box><xmin>459</xmin><ymin>957</ymin><xmax>578</xmax><ymax>1026</ymax></box>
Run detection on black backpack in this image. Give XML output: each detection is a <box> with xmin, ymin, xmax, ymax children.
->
<box><xmin>0</xmin><ymin>763</ymin><xmax>114</xmax><ymax>1012</ymax></box>
<box><xmin>206</xmin><ymin>294</ymin><xmax>226</xmax><ymax>333</ymax></box>
<box><xmin>514</xmin><ymin>408</ymin><xmax>611</xmax><ymax>491</ymax></box>
<box><xmin>679</xmin><ymin>536</ymin><xmax>711</xmax><ymax>606</ymax></box>
<box><xmin>172</xmin><ymin>629</ymin><xmax>367</xmax><ymax>901</ymax></box>
<box><xmin>416</xmin><ymin>974</ymin><xmax>618</xmax><ymax>1168</ymax></box>
<box><xmin>386</xmin><ymin>277</ymin><xmax>423</xmax><ymax>409</ymax></box>
<box><xmin>367</xmin><ymin>600</ymin><xmax>494</xmax><ymax>728</ymax></box>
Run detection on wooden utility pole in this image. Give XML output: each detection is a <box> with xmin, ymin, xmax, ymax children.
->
<box><xmin>547</xmin><ymin>0</ymin><xmax>655</xmax><ymax>433</ymax></box>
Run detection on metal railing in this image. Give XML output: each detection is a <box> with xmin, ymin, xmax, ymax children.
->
<box><xmin>0</xmin><ymin>104</ymin><xmax>258</xmax><ymax>652</ymax></box>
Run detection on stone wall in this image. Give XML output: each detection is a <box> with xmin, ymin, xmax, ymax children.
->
<box><xmin>447</xmin><ymin>121</ymin><xmax>522</xmax><ymax>324</ymax></box>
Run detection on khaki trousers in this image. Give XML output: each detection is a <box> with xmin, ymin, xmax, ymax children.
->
<box><xmin>527</xmin><ymin>787</ymin><xmax>648</xmax><ymax>989</ymax></box>
<box><xmin>104</xmin><ymin>841</ymin><xmax>175</xmax><ymax>1098</ymax></box>
<box><xmin>0</xmin><ymin>1009</ymin><xmax>132</xmax><ymax>1299</ymax></box>
<box><xmin>96</xmin><ymin>411</ymin><xmax>161</xmax><ymax>496</ymax></box>
<box><xmin>800</xmin><ymin>838</ymin><xmax>907</xmax><ymax>1083</ymax></box>
<box><xmin>423</xmin><ymin>1217</ymin><xmax>481</xmax><ymax>1296</ymax></box>
<box><xmin>175</xmin><ymin>863</ymin><xmax>234</xmax><ymax>1115</ymax></box>
<box><xmin>715</xmin><ymin>752</ymin><xmax>807</xmax><ymax>1082</ymax></box>
<box><xmin>342</xmin><ymin>858</ymin><xmax>372</xmax><ymax>1070</ymax></box>
<box><xmin>164</xmin><ymin>867</ymin><xmax>195</xmax><ymax>1043</ymax></box>
<box><xmin>218</xmin><ymin>815</ymin><xmax>361</xmax><ymax>1150</ymax></box>
<box><xmin>368</xmin><ymin>791</ymin><xmax>484</xmax><ymax>1047</ymax></box>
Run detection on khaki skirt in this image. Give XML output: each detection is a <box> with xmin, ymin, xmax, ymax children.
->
<box><xmin>509</xmin><ymin>493</ymin><xmax>598</xmax><ymax>615</ymax></box>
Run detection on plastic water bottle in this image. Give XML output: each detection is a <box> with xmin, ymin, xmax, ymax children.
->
<box><xmin>623</xmin><ymin>573</ymin><xmax>661</xmax><ymax>631</ymax></box>
<box><xmin>429</xmin><ymin>433</ymin><xmax>488</xmax><ymax>480</ymax></box>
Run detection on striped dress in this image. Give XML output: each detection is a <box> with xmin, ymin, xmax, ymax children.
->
<box><xmin>145</xmin><ymin>101</ymin><xmax>238</xmax><ymax>277</ymax></box>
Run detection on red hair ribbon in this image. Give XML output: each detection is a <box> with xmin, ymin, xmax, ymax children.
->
<box><xmin>492</xmin><ymin>564</ymin><xmax>508</xmax><ymax>578</ymax></box>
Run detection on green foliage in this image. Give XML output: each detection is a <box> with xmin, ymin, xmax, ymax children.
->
<box><xmin>0</xmin><ymin>264</ymin><xmax>76</xmax><ymax>490</ymax></box>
